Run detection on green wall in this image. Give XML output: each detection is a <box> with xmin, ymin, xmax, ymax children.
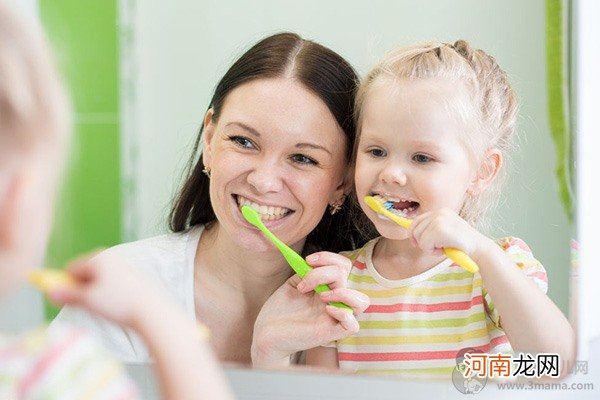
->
<box><xmin>39</xmin><ymin>0</ymin><xmax>121</xmax><ymax>319</ymax></box>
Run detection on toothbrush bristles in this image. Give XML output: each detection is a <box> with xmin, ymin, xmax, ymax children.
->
<box><xmin>384</xmin><ymin>201</ymin><xmax>394</xmax><ymax>210</ymax></box>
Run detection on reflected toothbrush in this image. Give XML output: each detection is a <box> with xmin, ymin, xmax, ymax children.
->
<box><xmin>364</xmin><ymin>196</ymin><xmax>479</xmax><ymax>273</ymax></box>
<box><xmin>240</xmin><ymin>205</ymin><xmax>352</xmax><ymax>310</ymax></box>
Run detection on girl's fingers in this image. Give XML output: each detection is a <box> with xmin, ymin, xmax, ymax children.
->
<box><xmin>298</xmin><ymin>265</ymin><xmax>349</xmax><ymax>292</ymax></box>
<box><xmin>319</xmin><ymin>288</ymin><xmax>370</xmax><ymax>314</ymax></box>
<box><xmin>325</xmin><ymin>305</ymin><xmax>359</xmax><ymax>334</ymax></box>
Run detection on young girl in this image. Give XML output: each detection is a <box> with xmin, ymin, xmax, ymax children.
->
<box><xmin>306</xmin><ymin>40</ymin><xmax>575</xmax><ymax>379</ymax></box>
<box><xmin>0</xmin><ymin>5</ymin><xmax>233</xmax><ymax>399</ymax></box>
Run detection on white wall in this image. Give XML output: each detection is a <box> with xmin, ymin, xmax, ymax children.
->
<box><xmin>122</xmin><ymin>0</ymin><xmax>571</xmax><ymax>313</ymax></box>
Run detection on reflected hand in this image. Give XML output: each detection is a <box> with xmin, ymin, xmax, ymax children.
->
<box><xmin>251</xmin><ymin>252</ymin><xmax>369</xmax><ymax>368</ymax></box>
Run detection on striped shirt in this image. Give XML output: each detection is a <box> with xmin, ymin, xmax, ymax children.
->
<box><xmin>0</xmin><ymin>324</ymin><xmax>138</xmax><ymax>400</ymax></box>
<box><xmin>337</xmin><ymin>237</ymin><xmax>548</xmax><ymax>379</ymax></box>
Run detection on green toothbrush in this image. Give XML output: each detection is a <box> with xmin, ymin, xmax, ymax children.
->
<box><xmin>241</xmin><ymin>205</ymin><xmax>352</xmax><ymax>311</ymax></box>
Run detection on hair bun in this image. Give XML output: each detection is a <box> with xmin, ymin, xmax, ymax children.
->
<box><xmin>452</xmin><ymin>39</ymin><xmax>473</xmax><ymax>60</ymax></box>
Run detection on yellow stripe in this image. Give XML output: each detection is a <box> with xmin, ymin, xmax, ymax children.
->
<box><xmin>338</xmin><ymin>327</ymin><xmax>489</xmax><ymax>345</ymax></box>
<box><xmin>357</xmin><ymin>312</ymin><xmax>486</xmax><ymax>329</ymax></box>
<box><xmin>348</xmin><ymin>273</ymin><xmax>378</xmax><ymax>284</ymax></box>
<box><xmin>81</xmin><ymin>361</ymin><xmax>122</xmax><ymax>400</ymax></box>
<box><xmin>360</xmin><ymin>279</ymin><xmax>481</xmax><ymax>298</ymax></box>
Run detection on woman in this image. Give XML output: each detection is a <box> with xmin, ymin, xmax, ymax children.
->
<box><xmin>53</xmin><ymin>32</ymin><xmax>370</xmax><ymax>367</ymax></box>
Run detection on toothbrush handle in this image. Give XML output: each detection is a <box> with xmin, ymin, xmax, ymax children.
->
<box><xmin>443</xmin><ymin>247</ymin><xmax>479</xmax><ymax>273</ymax></box>
<box><xmin>314</xmin><ymin>284</ymin><xmax>353</xmax><ymax>311</ymax></box>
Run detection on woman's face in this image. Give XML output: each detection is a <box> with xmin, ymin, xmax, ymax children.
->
<box><xmin>203</xmin><ymin>77</ymin><xmax>349</xmax><ymax>252</ymax></box>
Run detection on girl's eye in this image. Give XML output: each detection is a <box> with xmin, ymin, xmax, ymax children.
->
<box><xmin>412</xmin><ymin>153</ymin><xmax>433</xmax><ymax>163</ymax></box>
<box><xmin>369</xmin><ymin>148</ymin><xmax>387</xmax><ymax>158</ymax></box>
<box><xmin>290</xmin><ymin>154</ymin><xmax>319</xmax><ymax>166</ymax></box>
<box><xmin>229</xmin><ymin>136</ymin><xmax>255</xmax><ymax>149</ymax></box>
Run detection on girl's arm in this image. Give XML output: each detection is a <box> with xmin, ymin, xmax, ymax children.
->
<box><xmin>410</xmin><ymin>209</ymin><xmax>575</xmax><ymax>377</ymax></box>
<box><xmin>51</xmin><ymin>252</ymin><xmax>235</xmax><ymax>400</ymax></box>
<box><xmin>472</xmin><ymin>240</ymin><xmax>575</xmax><ymax>374</ymax></box>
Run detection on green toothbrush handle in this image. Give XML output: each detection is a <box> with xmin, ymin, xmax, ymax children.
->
<box><xmin>314</xmin><ymin>283</ymin><xmax>353</xmax><ymax>311</ymax></box>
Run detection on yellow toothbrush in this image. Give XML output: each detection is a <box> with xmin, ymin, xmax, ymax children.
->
<box><xmin>364</xmin><ymin>196</ymin><xmax>479</xmax><ymax>273</ymax></box>
<box><xmin>27</xmin><ymin>269</ymin><xmax>75</xmax><ymax>293</ymax></box>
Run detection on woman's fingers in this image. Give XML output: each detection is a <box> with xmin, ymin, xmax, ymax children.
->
<box><xmin>325</xmin><ymin>305</ymin><xmax>359</xmax><ymax>334</ymax></box>
<box><xmin>319</xmin><ymin>288</ymin><xmax>370</xmax><ymax>314</ymax></box>
<box><xmin>298</xmin><ymin>264</ymin><xmax>350</xmax><ymax>292</ymax></box>
<box><xmin>306</xmin><ymin>252</ymin><xmax>352</xmax><ymax>274</ymax></box>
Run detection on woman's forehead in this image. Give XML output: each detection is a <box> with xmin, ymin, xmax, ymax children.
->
<box><xmin>218</xmin><ymin>78</ymin><xmax>347</xmax><ymax>149</ymax></box>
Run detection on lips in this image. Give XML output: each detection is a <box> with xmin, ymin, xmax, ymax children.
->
<box><xmin>235</xmin><ymin>195</ymin><xmax>293</xmax><ymax>221</ymax></box>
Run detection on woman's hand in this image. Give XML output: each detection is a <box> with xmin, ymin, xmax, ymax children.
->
<box><xmin>251</xmin><ymin>252</ymin><xmax>369</xmax><ymax>368</ymax></box>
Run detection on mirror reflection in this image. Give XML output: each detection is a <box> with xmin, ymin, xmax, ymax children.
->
<box><xmin>1</xmin><ymin>0</ymin><xmax>576</xmax><ymax>394</ymax></box>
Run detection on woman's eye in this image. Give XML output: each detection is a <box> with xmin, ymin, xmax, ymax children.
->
<box><xmin>229</xmin><ymin>136</ymin><xmax>255</xmax><ymax>149</ymax></box>
<box><xmin>413</xmin><ymin>153</ymin><xmax>433</xmax><ymax>163</ymax></box>
<box><xmin>290</xmin><ymin>154</ymin><xmax>318</xmax><ymax>166</ymax></box>
<box><xmin>369</xmin><ymin>148</ymin><xmax>387</xmax><ymax>158</ymax></box>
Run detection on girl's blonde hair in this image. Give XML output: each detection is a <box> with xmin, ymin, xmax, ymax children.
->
<box><xmin>355</xmin><ymin>40</ymin><xmax>518</xmax><ymax>226</ymax></box>
<box><xmin>0</xmin><ymin>4</ymin><xmax>70</xmax><ymax>164</ymax></box>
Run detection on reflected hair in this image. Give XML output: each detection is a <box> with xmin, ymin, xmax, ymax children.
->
<box><xmin>170</xmin><ymin>32</ymin><xmax>367</xmax><ymax>254</ymax></box>
<box><xmin>353</xmin><ymin>39</ymin><xmax>518</xmax><ymax>229</ymax></box>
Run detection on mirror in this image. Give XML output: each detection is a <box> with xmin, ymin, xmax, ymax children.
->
<box><xmin>116</xmin><ymin>0</ymin><xmax>575</xmax><ymax>380</ymax></box>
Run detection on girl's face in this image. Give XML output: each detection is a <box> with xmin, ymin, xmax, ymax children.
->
<box><xmin>202</xmin><ymin>78</ymin><xmax>349</xmax><ymax>252</ymax></box>
<box><xmin>355</xmin><ymin>77</ymin><xmax>479</xmax><ymax>241</ymax></box>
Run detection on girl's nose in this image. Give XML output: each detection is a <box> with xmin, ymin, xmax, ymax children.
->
<box><xmin>246</xmin><ymin>160</ymin><xmax>284</xmax><ymax>194</ymax></box>
<box><xmin>380</xmin><ymin>163</ymin><xmax>407</xmax><ymax>186</ymax></box>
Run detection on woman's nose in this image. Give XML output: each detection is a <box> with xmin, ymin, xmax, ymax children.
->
<box><xmin>246</xmin><ymin>160</ymin><xmax>284</xmax><ymax>194</ymax></box>
<box><xmin>380</xmin><ymin>162</ymin><xmax>407</xmax><ymax>186</ymax></box>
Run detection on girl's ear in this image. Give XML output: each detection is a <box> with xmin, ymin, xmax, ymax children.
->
<box><xmin>202</xmin><ymin>108</ymin><xmax>216</xmax><ymax>169</ymax></box>
<box><xmin>468</xmin><ymin>148</ymin><xmax>503</xmax><ymax>196</ymax></box>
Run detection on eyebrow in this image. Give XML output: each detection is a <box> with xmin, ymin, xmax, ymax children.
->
<box><xmin>225</xmin><ymin>121</ymin><xmax>333</xmax><ymax>156</ymax></box>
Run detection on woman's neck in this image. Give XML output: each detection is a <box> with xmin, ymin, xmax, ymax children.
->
<box><xmin>197</xmin><ymin>222</ymin><xmax>295</xmax><ymax>303</ymax></box>
<box><xmin>372</xmin><ymin>237</ymin><xmax>445</xmax><ymax>280</ymax></box>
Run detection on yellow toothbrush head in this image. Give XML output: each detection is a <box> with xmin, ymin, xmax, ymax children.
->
<box><xmin>364</xmin><ymin>196</ymin><xmax>412</xmax><ymax>229</ymax></box>
<box><xmin>28</xmin><ymin>269</ymin><xmax>75</xmax><ymax>293</ymax></box>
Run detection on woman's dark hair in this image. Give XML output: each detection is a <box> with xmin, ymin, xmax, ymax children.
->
<box><xmin>169</xmin><ymin>32</ymin><xmax>368</xmax><ymax>254</ymax></box>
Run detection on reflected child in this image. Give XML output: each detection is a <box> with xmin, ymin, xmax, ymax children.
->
<box><xmin>307</xmin><ymin>39</ymin><xmax>575</xmax><ymax>379</ymax></box>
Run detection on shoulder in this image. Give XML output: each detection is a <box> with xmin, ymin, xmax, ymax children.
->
<box><xmin>340</xmin><ymin>237</ymin><xmax>379</xmax><ymax>270</ymax></box>
<box><xmin>100</xmin><ymin>226</ymin><xmax>204</xmax><ymax>280</ymax></box>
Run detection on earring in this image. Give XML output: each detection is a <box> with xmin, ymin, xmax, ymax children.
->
<box><xmin>329</xmin><ymin>195</ymin><xmax>346</xmax><ymax>215</ymax></box>
<box><xmin>202</xmin><ymin>166</ymin><xmax>211</xmax><ymax>178</ymax></box>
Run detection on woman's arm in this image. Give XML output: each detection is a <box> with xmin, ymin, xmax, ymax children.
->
<box><xmin>305</xmin><ymin>346</ymin><xmax>339</xmax><ymax>370</ymax></box>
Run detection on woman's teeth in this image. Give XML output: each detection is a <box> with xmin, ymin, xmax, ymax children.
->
<box><xmin>236</xmin><ymin>196</ymin><xmax>291</xmax><ymax>221</ymax></box>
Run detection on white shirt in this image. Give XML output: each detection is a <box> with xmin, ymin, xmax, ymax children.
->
<box><xmin>50</xmin><ymin>226</ymin><xmax>204</xmax><ymax>363</ymax></box>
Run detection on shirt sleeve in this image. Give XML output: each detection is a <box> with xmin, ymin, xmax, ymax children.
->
<box><xmin>482</xmin><ymin>237</ymin><xmax>548</xmax><ymax>328</ymax></box>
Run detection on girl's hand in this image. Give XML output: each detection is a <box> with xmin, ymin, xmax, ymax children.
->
<box><xmin>409</xmin><ymin>208</ymin><xmax>493</xmax><ymax>257</ymax></box>
<box><xmin>48</xmin><ymin>251</ymin><xmax>170</xmax><ymax>330</ymax></box>
<box><xmin>251</xmin><ymin>252</ymin><xmax>369</xmax><ymax>368</ymax></box>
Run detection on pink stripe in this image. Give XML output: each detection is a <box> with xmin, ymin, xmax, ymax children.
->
<box><xmin>339</xmin><ymin>344</ymin><xmax>491</xmax><ymax>362</ymax></box>
<box><xmin>18</xmin><ymin>329</ymin><xmax>86</xmax><ymax>397</ymax></box>
<box><xmin>354</xmin><ymin>260</ymin><xmax>366</xmax><ymax>270</ymax></box>
<box><xmin>366</xmin><ymin>295</ymin><xmax>483</xmax><ymax>313</ymax></box>
<box><xmin>490</xmin><ymin>335</ymin><xmax>509</xmax><ymax>349</ymax></box>
<box><xmin>504</xmin><ymin>238</ymin><xmax>531</xmax><ymax>252</ymax></box>
<box><xmin>529</xmin><ymin>271</ymin><xmax>548</xmax><ymax>283</ymax></box>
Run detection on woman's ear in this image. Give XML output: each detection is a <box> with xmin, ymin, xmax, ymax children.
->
<box><xmin>202</xmin><ymin>108</ymin><xmax>216</xmax><ymax>169</ymax></box>
<box><xmin>330</xmin><ymin>163</ymin><xmax>355</xmax><ymax>205</ymax></box>
<box><xmin>468</xmin><ymin>148</ymin><xmax>503</xmax><ymax>196</ymax></box>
